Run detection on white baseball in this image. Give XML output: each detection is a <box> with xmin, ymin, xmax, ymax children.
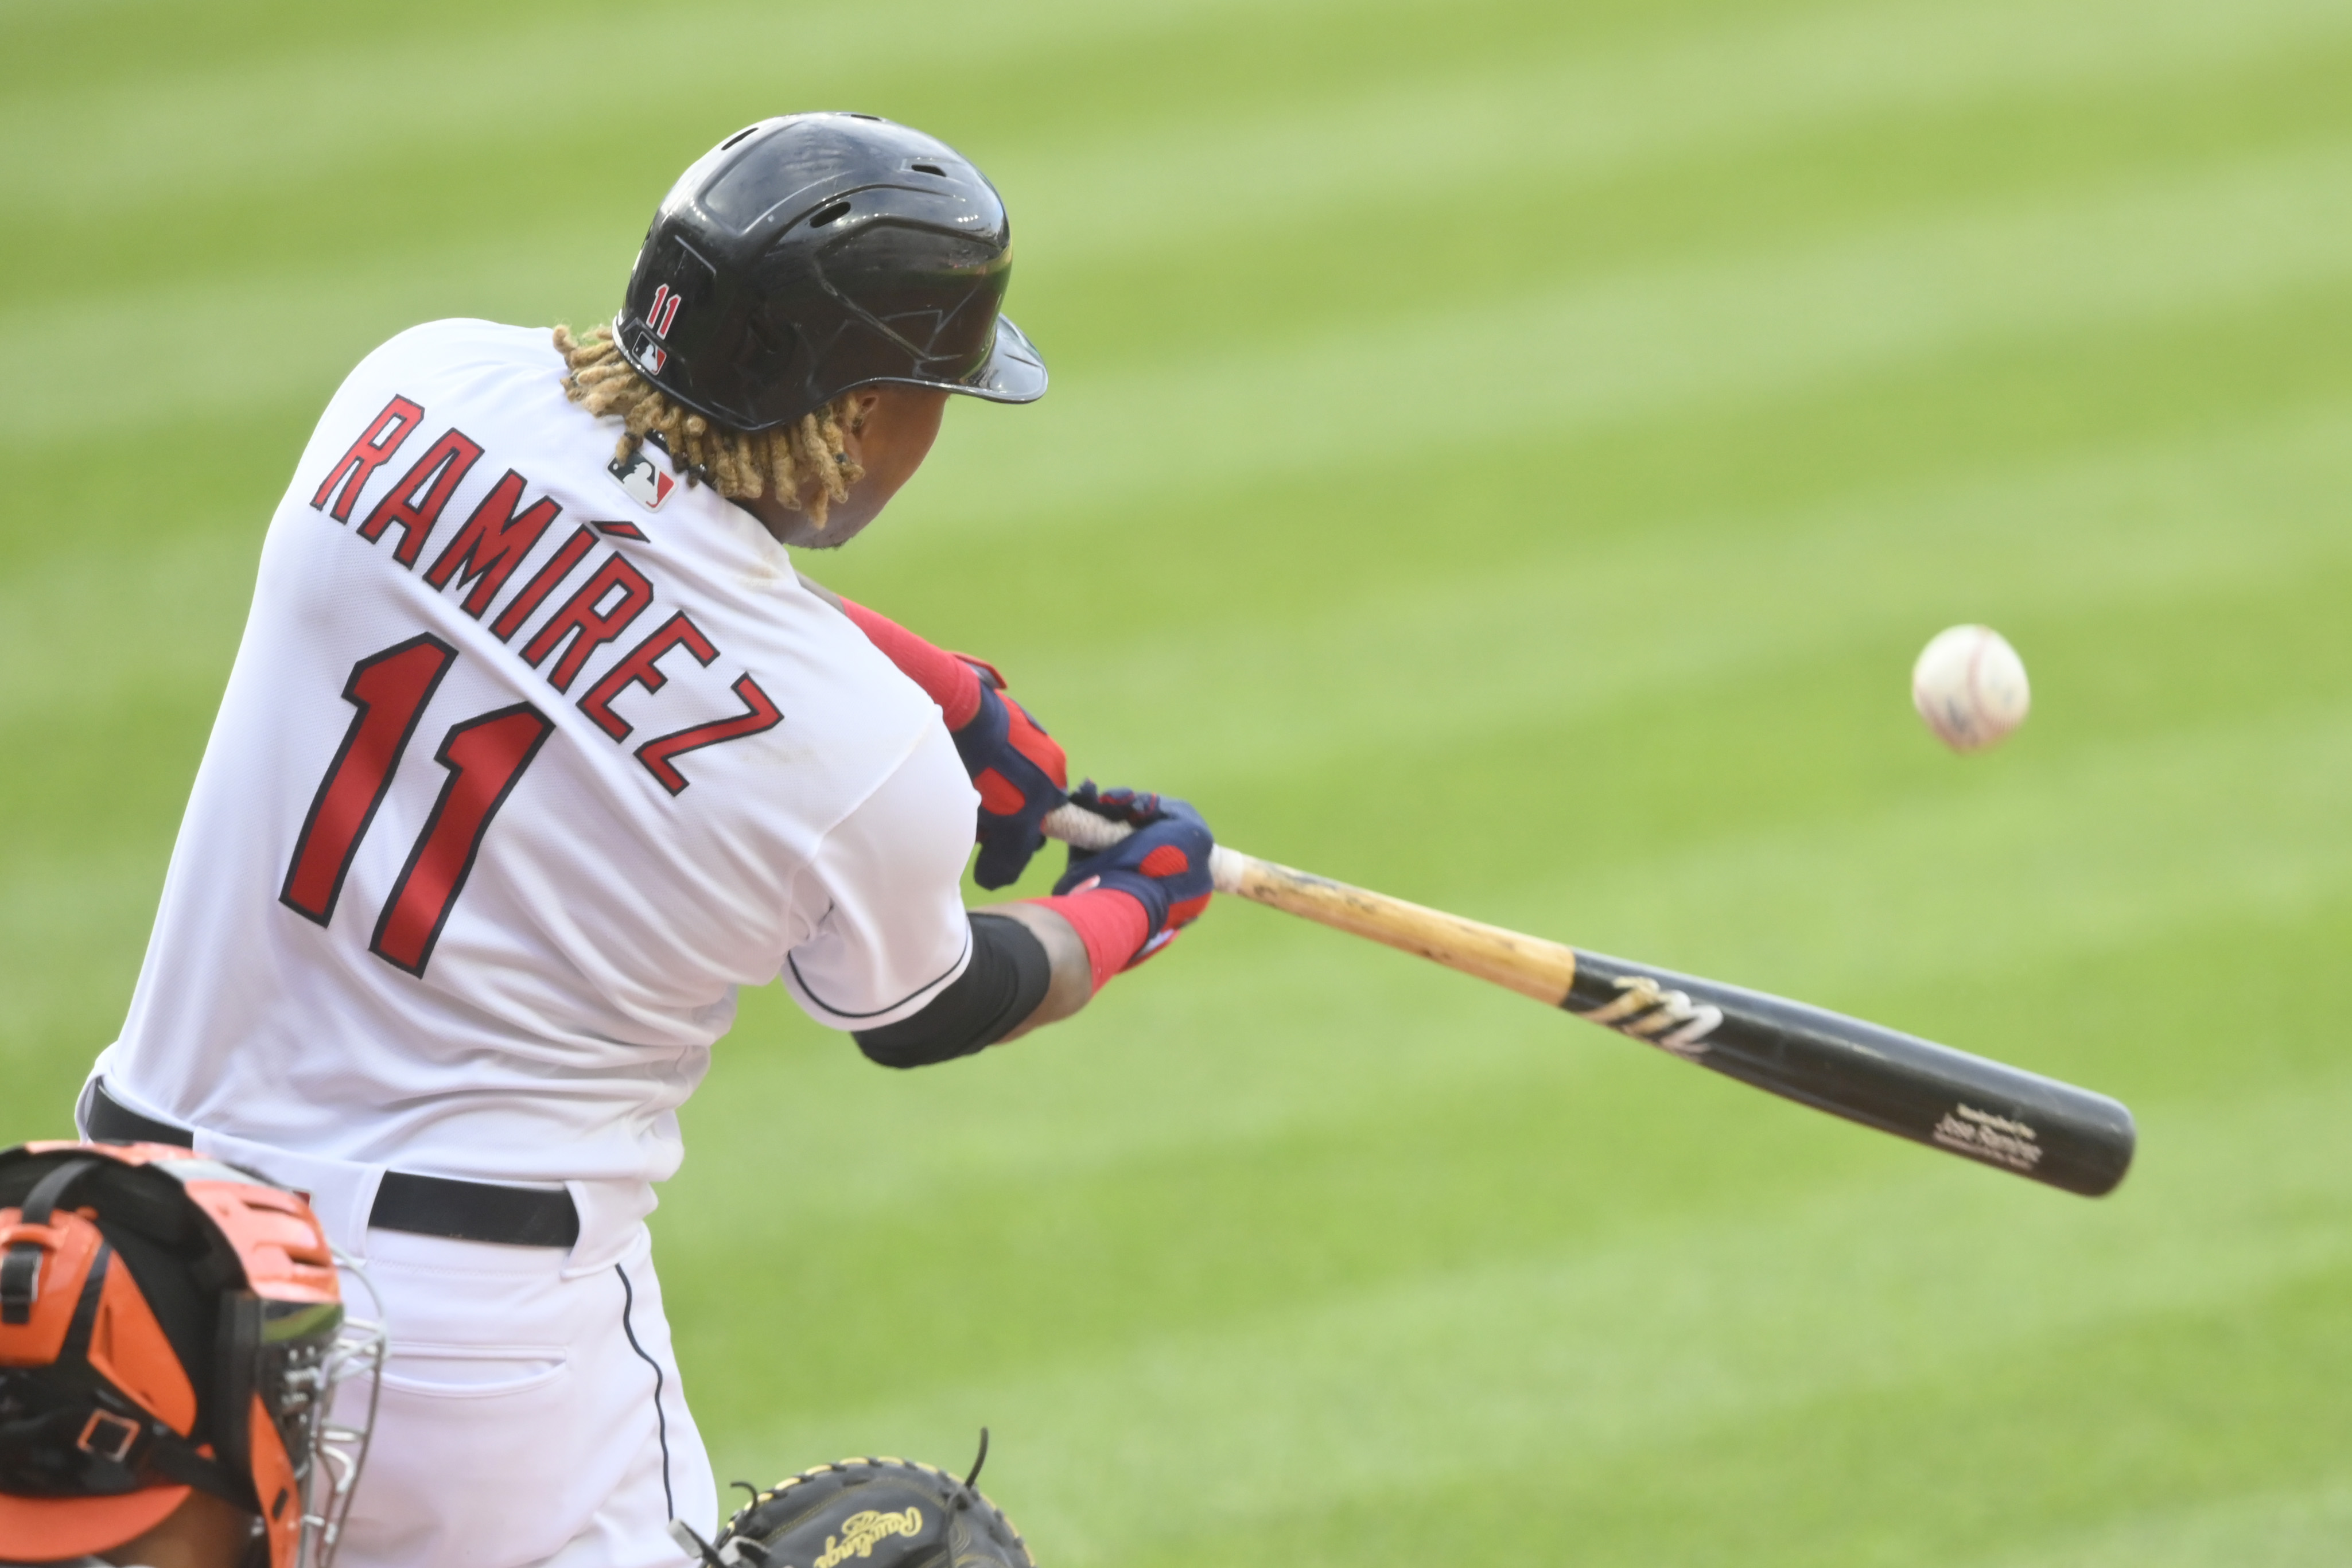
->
<box><xmin>1911</xmin><ymin>625</ymin><xmax>2030</xmax><ymax>752</ymax></box>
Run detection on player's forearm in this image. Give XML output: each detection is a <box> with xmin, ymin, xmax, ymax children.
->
<box><xmin>983</xmin><ymin>901</ymin><xmax>1096</xmax><ymax>1040</ymax></box>
<box><xmin>799</xmin><ymin>571</ymin><xmax>1203</xmax><ymax>1043</ymax></box>
<box><xmin>798</xmin><ymin>573</ymin><xmax>983</xmax><ymax>726</ymax></box>
<box><xmin>850</xmin><ymin>897</ymin><xmax>1110</xmax><ymax>1066</ymax></box>
<box><xmin>801</xmin><ymin>574</ymin><xmax>1071</xmax><ymax>891</ymax></box>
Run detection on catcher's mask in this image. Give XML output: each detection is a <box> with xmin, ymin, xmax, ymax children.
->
<box><xmin>693</xmin><ymin>1444</ymin><xmax>1035</xmax><ymax>1568</ymax></box>
<box><xmin>0</xmin><ymin>1142</ymin><xmax>385</xmax><ymax>1568</ymax></box>
<box><xmin>617</xmin><ymin>111</ymin><xmax>1048</xmax><ymax>433</ymax></box>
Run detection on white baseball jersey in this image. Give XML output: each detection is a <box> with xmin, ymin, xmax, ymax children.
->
<box><xmin>93</xmin><ymin>319</ymin><xmax>978</xmax><ymax>1190</ymax></box>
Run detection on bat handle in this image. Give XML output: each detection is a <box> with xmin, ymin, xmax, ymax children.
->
<box><xmin>1040</xmin><ymin>800</ymin><xmax>1251</xmax><ymax>894</ymax></box>
<box><xmin>1040</xmin><ymin>802</ymin><xmax>1576</xmax><ymax>1002</ymax></box>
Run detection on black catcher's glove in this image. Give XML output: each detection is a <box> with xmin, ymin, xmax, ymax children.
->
<box><xmin>697</xmin><ymin>1451</ymin><xmax>1035</xmax><ymax>1568</ymax></box>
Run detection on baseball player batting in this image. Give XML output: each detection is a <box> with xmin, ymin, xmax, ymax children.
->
<box><xmin>57</xmin><ymin>114</ymin><xmax>1215</xmax><ymax>1566</ymax></box>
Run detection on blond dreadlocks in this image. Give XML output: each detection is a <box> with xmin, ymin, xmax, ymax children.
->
<box><xmin>555</xmin><ymin>324</ymin><xmax>867</xmax><ymax>528</ymax></box>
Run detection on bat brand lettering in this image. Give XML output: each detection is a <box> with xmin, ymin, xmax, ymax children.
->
<box><xmin>1955</xmin><ymin>1104</ymin><xmax>2035</xmax><ymax>1139</ymax></box>
<box><xmin>1577</xmin><ymin>974</ymin><xmax>1723</xmax><ymax>1059</ymax></box>
<box><xmin>814</xmin><ymin>1507</ymin><xmax>923</xmax><ymax>1566</ymax></box>
<box><xmin>1930</xmin><ymin>1103</ymin><xmax>2044</xmax><ymax>1171</ymax></box>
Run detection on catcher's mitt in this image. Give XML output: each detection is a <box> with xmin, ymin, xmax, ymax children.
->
<box><xmin>690</xmin><ymin>1441</ymin><xmax>1035</xmax><ymax>1568</ymax></box>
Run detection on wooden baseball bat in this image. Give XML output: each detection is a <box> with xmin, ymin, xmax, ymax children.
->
<box><xmin>1041</xmin><ymin>803</ymin><xmax>2135</xmax><ymax>1198</ymax></box>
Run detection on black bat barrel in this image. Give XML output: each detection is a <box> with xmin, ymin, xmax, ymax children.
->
<box><xmin>1564</xmin><ymin>951</ymin><xmax>2136</xmax><ymax>1197</ymax></box>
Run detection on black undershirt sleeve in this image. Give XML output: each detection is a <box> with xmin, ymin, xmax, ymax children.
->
<box><xmin>853</xmin><ymin>911</ymin><xmax>1053</xmax><ymax>1069</ymax></box>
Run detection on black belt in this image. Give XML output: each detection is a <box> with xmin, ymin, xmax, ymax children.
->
<box><xmin>84</xmin><ymin>1081</ymin><xmax>580</xmax><ymax>1250</ymax></box>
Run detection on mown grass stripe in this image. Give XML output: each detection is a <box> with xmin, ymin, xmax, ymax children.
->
<box><xmin>701</xmin><ymin>1069</ymin><xmax>2352</xmax><ymax>1559</ymax></box>
<box><xmin>1022</xmin><ymin>397</ymin><xmax>2352</xmax><ymax>783</ymax></box>
<box><xmin>917</xmin><ymin>138</ymin><xmax>2352</xmax><ymax>526</ymax></box>
<box><xmin>1012</xmin><ymin>0</ymin><xmax>2352</xmax><ymax>267</ymax></box>
<box><xmin>1978</xmin><ymin>1481</ymin><xmax>2352</xmax><ymax>1567</ymax></box>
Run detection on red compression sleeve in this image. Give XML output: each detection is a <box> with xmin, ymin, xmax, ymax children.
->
<box><xmin>837</xmin><ymin>598</ymin><xmax>984</xmax><ymax>729</ymax></box>
<box><xmin>1027</xmin><ymin>890</ymin><xmax>1152</xmax><ymax>993</ymax></box>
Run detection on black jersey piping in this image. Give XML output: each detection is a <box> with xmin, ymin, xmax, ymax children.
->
<box><xmin>784</xmin><ymin>922</ymin><xmax>972</xmax><ymax>1021</ymax></box>
<box><xmin>616</xmin><ymin>1261</ymin><xmax>674</xmax><ymax>1519</ymax></box>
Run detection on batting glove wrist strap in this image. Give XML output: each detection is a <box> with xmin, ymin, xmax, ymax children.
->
<box><xmin>1027</xmin><ymin>889</ymin><xmax>1150</xmax><ymax>993</ymax></box>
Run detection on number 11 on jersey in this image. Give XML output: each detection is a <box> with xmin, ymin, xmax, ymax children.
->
<box><xmin>281</xmin><ymin>634</ymin><xmax>554</xmax><ymax>978</ymax></box>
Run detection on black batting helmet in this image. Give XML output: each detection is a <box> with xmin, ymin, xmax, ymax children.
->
<box><xmin>615</xmin><ymin>112</ymin><xmax>1048</xmax><ymax>433</ymax></box>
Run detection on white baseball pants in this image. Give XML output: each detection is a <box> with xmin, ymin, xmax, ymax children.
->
<box><xmin>332</xmin><ymin>1225</ymin><xmax>716</xmax><ymax>1568</ymax></box>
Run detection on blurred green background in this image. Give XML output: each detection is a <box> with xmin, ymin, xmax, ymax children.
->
<box><xmin>6</xmin><ymin>0</ymin><xmax>2352</xmax><ymax>1561</ymax></box>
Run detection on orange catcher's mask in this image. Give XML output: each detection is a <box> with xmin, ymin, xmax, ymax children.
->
<box><xmin>0</xmin><ymin>1142</ymin><xmax>385</xmax><ymax>1568</ymax></box>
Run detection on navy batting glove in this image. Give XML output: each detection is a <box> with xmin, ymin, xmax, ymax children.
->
<box><xmin>951</xmin><ymin>669</ymin><xmax>1070</xmax><ymax>890</ymax></box>
<box><xmin>1053</xmin><ymin>782</ymin><xmax>1216</xmax><ymax>966</ymax></box>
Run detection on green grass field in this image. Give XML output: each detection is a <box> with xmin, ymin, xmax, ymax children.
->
<box><xmin>8</xmin><ymin>0</ymin><xmax>2352</xmax><ymax>1560</ymax></box>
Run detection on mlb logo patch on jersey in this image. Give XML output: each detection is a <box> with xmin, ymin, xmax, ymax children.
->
<box><xmin>609</xmin><ymin>446</ymin><xmax>675</xmax><ymax>511</ymax></box>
